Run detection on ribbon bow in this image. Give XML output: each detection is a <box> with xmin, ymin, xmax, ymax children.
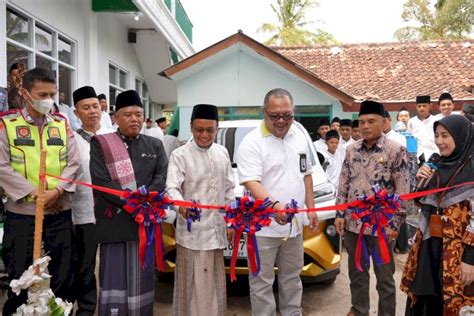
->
<box><xmin>123</xmin><ymin>186</ymin><xmax>173</xmax><ymax>271</ymax></box>
<box><xmin>225</xmin><ymin>193</ymin><xmax>273</xmax><ymax>281</ymax></box>
<box><xmin>349</xmin><ymin>184</ymin><xmax>400</xmax><ymax>272</ymax></box>
<box><xmin>186</xmin><ymin>200</ymin><xmax>202</xmax><ymax>232</ymax></box>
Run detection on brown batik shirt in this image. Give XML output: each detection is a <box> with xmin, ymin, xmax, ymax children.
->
<box><xmin>336</xmin><ymin>135</ymin><xmax>409</xmax><ymax>235</ymax></box>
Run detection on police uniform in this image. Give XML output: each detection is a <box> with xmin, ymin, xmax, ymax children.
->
<box><xmin>0</xmin><ymin>108</ymin><xmax>80</xmax><ymax>315</ymax></box>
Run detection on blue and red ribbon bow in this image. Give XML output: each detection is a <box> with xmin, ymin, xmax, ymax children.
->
<box><xmin>186</xmin><ymin>200</ymin><xmax>202</xmax><ymax>232</ymax></box>
<box><xmin>123</xmin><ymin>186</ymin><xmax>173</xmax><ymax>272</ymax></box>
<box><xmin>349</xmin><ymin>184</ymin><xmax>400</xmax><ymax>272</ymax></box>
<box><xmin>225</xmin><ymin>193</ymin><xmax>273</xmax><ymax>281</ymax></box>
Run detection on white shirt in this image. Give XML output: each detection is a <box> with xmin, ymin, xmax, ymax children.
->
<box><xmin>100</xmin><ymin>111</ymin><xmax>113</xmax><ymax>130</ymax></box>
<box><xmin>340</xmin><ymin>137</ymin><xmax>354</xmax><ymax>147</ymax></box>
<box><xmin>142</xmin><ymin>126</ymin><xmax>164</xmax><ymax>141</ymax></box>
<box><xmin>58</xmin><ymin>103</ymin><xmax>81</xmax><ymax>131</ymax></box>
<box><xmin>163</xmin><ymin>134</ymin><xmax>180</xmax><ymax>158</ymax></box>
<box><xmin>407</xmin><ymin>115</ymin><xmax>439</xmax><ymax>160</ymax></box>
<box><xmin>313</xmin><ymin>138</ymin><xmax>327</xmax><ymax>153</ymax></box>
<box><xmin>323</xmin><ymin>149</ymin><xmax>343</xmax><ymax>189</ymax></box>
<box><xmin>236</xmin><ymin>122</ymin><xmax>313</xmax><ymax>238</ymax></box>
<box><xmin>166</xmin><ymin>141</ymin><xmax>235</xmax><ymax>250</ymax></box>
<box><xmin>71</xmin><ymin>126</ymin><xmax>114</xmax><ymax>225</ymax></box>
<box><xmin>385</xmin><ymin>129</ymin><xmax>407</xmax><ymax>147</ymax></box>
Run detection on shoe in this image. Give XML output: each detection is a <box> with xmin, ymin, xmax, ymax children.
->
<box><xmin>346</xmin><ymin>308</ymin><xmax>369</xmax><ymax>316</ymax></box>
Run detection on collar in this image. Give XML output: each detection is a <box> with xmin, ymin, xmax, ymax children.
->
<box><xmin>191</xmin><ymin>139</ymin><xmax>213</xmax><ymax>152</ymax></box>
<box><xmin>416</xmin><ymin>113</ymin><xmax>431</xmax><ymax>121</ymax></box>
<box><xmin>260</xmin><ymin>120</ymin><xmax>295</xmax><ymax>138</ymax></box>
<box><xmin>117</xmin><ymin>129</ymin><xmax>140</xmax><ymax>140</ymax></box>
<box><xmin>355</xmin><ymin>134</ymin><xmax>385</xmax><ymax>151</ymax></box>
<box><xmin>77</xmin><ymin>128</ymin><xmax>94</xmax><ymax>143</ymax></box>
<box><xmin>21</xmin><ymin>107</ymin><xmax>54</xmax><ymax>124</ymax></box>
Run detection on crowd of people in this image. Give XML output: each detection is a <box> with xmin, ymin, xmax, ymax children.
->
<box><xmin>0</xmin><ymin>66</ymin><xmax>473</xmax><ymax>316</ymax></box>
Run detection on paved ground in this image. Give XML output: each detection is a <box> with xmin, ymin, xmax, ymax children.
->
<box><xmin>0</xmin><ymin>250</ymin><xmax>409</xmax><ymax>315</ymax></box>
<box><xmin>155</xmin><ymin>250</ymin><xmax>409</xmax><ymax>316</ymax></box>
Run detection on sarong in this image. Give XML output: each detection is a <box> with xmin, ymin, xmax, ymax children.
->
<box><xmin>99</xmin><ymin>242</ymin><xmax>155</xmax><ymax>316</ymax></box>
<box><xmin>173</xmin><ymin>244</ymin><xmax>226</xmax><ymax>316</ymax></box>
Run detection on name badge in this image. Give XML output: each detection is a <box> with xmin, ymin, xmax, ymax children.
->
<box><xmin>299</xmin><ymin>153</ymin><xmax>307</xmax><ymax>173</ymax></box>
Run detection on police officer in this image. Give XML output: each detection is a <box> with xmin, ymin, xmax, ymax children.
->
<box><xmin>0</xmin><ymin>68</ymin><xmax>80</xmax><ymax>315</ymax></box>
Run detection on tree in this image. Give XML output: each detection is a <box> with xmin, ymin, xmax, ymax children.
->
<box><xmin>259</xmin><ymin>0</ymin><xmax>338</xmax><ymax>46</ymax></box>
<box><xmin>394</xmin><ymin>0</ymin><xmax>474</xmax><ymax>41</ymax></box>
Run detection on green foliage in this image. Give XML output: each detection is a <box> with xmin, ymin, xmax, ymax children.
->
<box><xmin>395</xmin><ymin>0</ymin><xmax>474</xmax><ymax>41</ymax></box>
<box><xmin>259</xmin><ymin>0</ymin><xmax>338</xmax><ymax>46</ymax></box>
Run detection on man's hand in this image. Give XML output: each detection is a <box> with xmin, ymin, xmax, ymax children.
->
<box><xmin>178</xmin><ymin>207</ymin><xmax>188</xmax><ymax>219</ymax></box>
<box><xmin>44</xmin><ymin>189</ymin><xmax>61</xmax><ymax>209</ymax></box>
<box><xmin>273</xmin><ymin>202</ymin><xmax>287</xmax><ymax>225</ymax></box>
<box><xmin>227</xmin><ymin>228</ymin><xmax>235</xmax><ymax>244</ymax></box>
<box><xmin>307</xmin><ymin>212</ymin><xmax>319</xmax><ymax>233</ymax></box>
<box><xmin>461</xmin><ymin>262</ymin><xmax>474</xmax><ymax>286</ymax></box>
<box><xmin>335</xmin><ymin>218</ymin><xmax>345</xmax><ymax>235</ymax></box>
<box><xmin>47</xmin><ymin>201</ymin><xmax>63</xmax><ymax>214</ymax></box>
<box><xmin>385</xmin><ymin>227</ymin><xmax>399</xmax><ymax>243</ymax></box>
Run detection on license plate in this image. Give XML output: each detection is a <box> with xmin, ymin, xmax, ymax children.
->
<box><xmin>224</xmin><ymin>237</ymin><xmax>247</xmax><ymax>258</ymax></box>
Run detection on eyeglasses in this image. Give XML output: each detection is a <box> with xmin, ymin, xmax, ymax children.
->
<box><xmin>264</xmin><ymin>109</ymin><xmax>294</xmax><ymax>121</ymax></box>
<box><xmin>192</xmin><ymin>126</ymin><xmax>217</xmax><ymax>134</ymax></box>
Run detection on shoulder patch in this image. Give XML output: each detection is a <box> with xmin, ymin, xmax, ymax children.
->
<box><xmin>0</xmin><ymin>109</ymin><xmax>21</xmax><ymax>121</ymax></box>
<box><xmin>51</xmin><ymin>112</ymin><xmax>66</xmax><ymax>121</ymax></box>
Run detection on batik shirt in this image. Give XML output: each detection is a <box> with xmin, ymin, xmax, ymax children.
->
<box><xmin>336</xmin><ymin>135</ymin><xmax>409</xmax><ymax>234</ymax></box>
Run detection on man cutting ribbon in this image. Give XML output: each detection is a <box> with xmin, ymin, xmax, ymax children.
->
<box><xmin>335</xmin><ymin>100</ymin><xmax>409</xmax><ymax>316</ymax></box>
<box><xmin>90</xmin><ymin>89</ymin><xmax>168</xmax><ymax>316</ymax></box>
<box><xmin>166</xmin><ymin>104</ymin><xmax>235</xmax><ymax>316</ymax></box>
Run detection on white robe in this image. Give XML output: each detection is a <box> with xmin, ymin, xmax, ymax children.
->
<box><xmin>323</xmin><ymin>147</ymin><xmax>344</xmax><ymax>189</ymax></box>
<box><xmin>385</xmin><ymin>129</ymin><xmax>407</xmax><ymax>147</ymax></box>
<box><xmin>407</xmin><ymin>115</ymin><xmax>439</xmax><ymax>160</ymax></box>
<box><xmin>313</xmin><ymin>138</ymin><xmax>327</xmax><ymax>153</ymax></box>
<box><xmin>166</xmin><ymin>141</ymin><xmax>235</xmax><ymax>250</ymax></box>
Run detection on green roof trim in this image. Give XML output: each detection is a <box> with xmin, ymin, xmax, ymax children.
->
<box><xmin>169</xmin><ymin>47</ymin><xmax>179</xmax><ymax>65</ymax></box>
<box><xmin>92</xmin><ymin>0</ymin><xmax>138</xmax><ymax>12</ymax></box>
<box><xmin>167</xmin><ymin>107</ymin><xmax>180</xmax><ymax>135</ymax></box>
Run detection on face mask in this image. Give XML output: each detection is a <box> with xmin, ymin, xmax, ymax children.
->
<box><xmin>25</xmin><ymin>91</ymin><xmax>55</xmax><ymax>114</ymax></box>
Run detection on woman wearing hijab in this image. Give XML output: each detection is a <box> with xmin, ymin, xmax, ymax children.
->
<box><xmin>401</xmin><ymin>115</ymin><xmax>474</xmax><ymax>315</ymax></box>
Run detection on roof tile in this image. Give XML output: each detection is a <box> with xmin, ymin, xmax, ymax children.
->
<box><xmin>275</xmin><ymin>40</ymin><xmax>474</xmax><ymax>101</ymax></box>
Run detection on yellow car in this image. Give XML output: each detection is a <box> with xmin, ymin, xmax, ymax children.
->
<box><xmin>161</xmin><ymin>120</ymin><xmax>341</xmax><ymax>284</ymax></box>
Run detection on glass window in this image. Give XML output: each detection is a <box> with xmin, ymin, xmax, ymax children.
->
<box><xmin>58</xmin><ymin>65</ymin><xmax>72</xmax><ymax>105</ymax></box>
<box><xmin>109</xmin><ymin>65</ymin><xmax>116</xmax><ymax>85</ymax></box>
<box><xmin>6</xmin><ymin>5</ymin><xmax>77</xmax><ymax>110</ymax></box>
<box><xmin>135</xmin><ymin>79</ymin><xmax>141</xmax><ymax>93</ymax></box>
<box><xmin>36</xmin><ymin>55</ymin><xmax>54</xmax><ymax>71</ymax></box>
<box><xmin>7</xmin><ymin>43</ymin><xmax>29</xmax><ymax>71</ymax></box>
<box><xmin>6</xmin><ymin>8</ymin><xmax>30</xmax><ymax>46</ymax></box>
<box><xmin>119</xmin><ymin>70</ymin><xmax>127</xmax><ymax>88</ymax></box>
<box><xmin>143</xmin><ymin>83</ymin><xmax>148</xmax><ymax>98</ymax></box>
<box><xmin>109</xmin><ymin>86</ymin><xmax>118</xmax><ymax>109</ymax></box>
<box><xmin>58</xmin><ymin>36</ymin><xmax>72</xmax><ymax>65</ymax></box>
<box><xmin>35</xmin><ymin>23</ymin><xmax>53</xmax><ymax>56</ymax></box>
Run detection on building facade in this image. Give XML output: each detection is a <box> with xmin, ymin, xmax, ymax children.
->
<box><xmin>1</xmin><ymin>0</ymin><xmax>194</xmax><ymax>118</ymax></box>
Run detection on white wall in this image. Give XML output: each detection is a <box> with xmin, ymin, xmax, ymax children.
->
<box><xmin>96</xmin><ymin>13</ymin><xmax>143</xmax><ymax>97</ymax></box>
<box><xmin>175</xmin><ymin>46</ymin><xmax>343</xmax><ymax>140</ymax></box>
<box><xmin>3</xmin><ymin>0</ymin><xmax>175</xmax><ymax>114</ymax></box>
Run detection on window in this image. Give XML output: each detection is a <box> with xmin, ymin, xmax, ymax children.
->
<box><xmin>108</xmin><ymin>63</ymin><xmax>128</xmax><ymax>111</ymax></box>
<box><xmin>135</xmin><ymin>77</ymin><xmax>150</xmax><ymax>117</ymax></box>
<box><xmin>6</xmin><ymin>5</ymin><xmax>76</xmax><ymax>106</ymax></box>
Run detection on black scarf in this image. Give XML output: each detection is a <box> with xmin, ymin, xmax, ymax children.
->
<box><xmin>421</xmin><ymin>115</ymin><xmax>474</xmax><ymax>208</ymax></box>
